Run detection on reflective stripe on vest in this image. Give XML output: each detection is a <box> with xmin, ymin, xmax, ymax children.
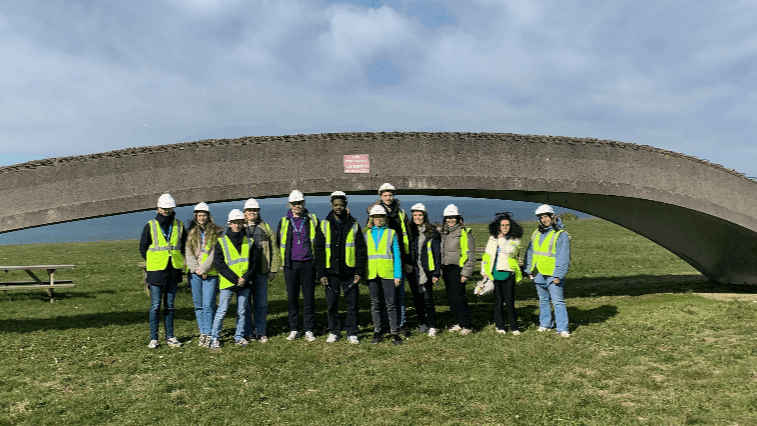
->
<box><xmin>366</xmin><ymin>228</ymin><xmax>396</xmax><ymax>279</ymax></box>
<box><xmin>218</xmin><ymin>235</ymin><xmax>251</xmax><ymax>289</ymax></box>
<box><xmin>531</xmin><ymin>229</ymin><xmax>565</xmax><ymax>277</ymax></box>
<box><xmin>279</xmin><ymin>214</ymin><xmax>318</xmax><ymax>261</ymax></box>
<box><xmin>322</xmin><ymin>220</ymin><xmax>358</xmax><ymax>269</ymax></box>
<box><xmin>458</xmin><ymin>227</ymin><xmax>470</xmax><ymax>268</ymax></box>
<box><xmin>146</xmin><ymin>219</ymin><xmax>184</xmax><ymax>271</ymax></box>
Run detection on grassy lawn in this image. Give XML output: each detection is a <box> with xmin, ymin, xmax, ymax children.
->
<box><xmin>2</xmin><ymin>218</ymin><xmax>757</xmax><ymax>425</ymax></box>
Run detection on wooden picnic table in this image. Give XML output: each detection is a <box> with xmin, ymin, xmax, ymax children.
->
<box><xmin>1</xmin><ymin>265</ymin><xmax>76</xmax><ymax>298</ymax></box>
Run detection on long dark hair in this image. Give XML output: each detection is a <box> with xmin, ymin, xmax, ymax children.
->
<box><xmin>488</xmin><ymin>212</ymin><xmax>523</xmax><ymax>239</ymax></box>
<box><xmin>412</xmin><ymin>211</ymin><xmax>437</xmax><ymax>237</ymax></box>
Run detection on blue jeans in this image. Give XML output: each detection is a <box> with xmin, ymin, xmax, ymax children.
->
<box><xmin>211</xmin><ymin>287</ymin><xmax>251</xmax><ymax>341</ymax></box>
<box><xmin>148</xmin><ymin>282</ymin><xmax>178</xmax><ymax>341</ymax></box>
<box><xmin>534</xmin><ymin>275</ymin><xmax>569</xmax><ymax>332</ymax></box>
<box><xmin>189</xmin><ymin>273</ymin><xmax>218</xmax><ymax>336</ymax></box>
<box><xmin>244</xmin><ymin>273</ymin><xmax>268</xmax><ymax>337</ymax></box>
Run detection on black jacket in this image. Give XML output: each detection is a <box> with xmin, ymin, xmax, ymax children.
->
<box><xmin>139</xmin><ymin>212</ymin><xmax>187</xmax><ymax>285</ymax></box>
<box><xmin>314</xmin><ymin>211</ymin><xmax>367</xmax><ymax>278</ymax></box>
<box><xmin>213</xmin><ymin>229</ymin><xmax>260</xmax><ymax>288</ymax></box>
<box><xmin>411</xmin><ymin>227</ymin><xmax>442</xmax><ymax>279</ymax></box>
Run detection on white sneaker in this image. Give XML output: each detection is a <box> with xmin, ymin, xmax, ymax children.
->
<box><xmin>537</xmin><ymin>327</ymin><xmax>548</xmax><ymax>332</ymax></box>
<box><xmin>166</xmin><ymin>337</ymin><xmax>182</xmax><ymax>347</ymax></box>
<box><xmin>286</xmin><ymin>331</ymin><xmax>300</xmax><ymax>341</ymax></box>
<box><xmin>305</xmin><ymin>331</ymin><xmax>316</xmax><ymax>342</ymax></box>
<box><xmin>559</xmin><ymin>331</ymin><xmax>571</xmax><ymax>337</ymax></box>
<box><xmin>326</xmin><ymin>333</ymin><xmax>339</xmax><ymax>343</ymax></box>
<box><xmin>496</xmin><ymin>328</ymin><xmax>507</xmax><ymax>334</ymax></box>
<box><xmin>460</xmin><ymin>328</ymin><xmax>472</xmax><ymax>336</ymax></box>
<box><xmin>449</xmin><ymin>324</ymin><xmax>462</xmax><ymax>332</ymax></box>
<box><xmin>209</xmin><ymin>338</ymin><xmax>221</xmax><ymax>349</ymax></box>
<box><xmin>258</xmin><ymin>335</ymin><xmax>269</xmax><ymax>343</ymax></box>
<box><xmin>147</xmin><ymin>339</ymin><xmax>159</xmax><ymax>349</ymax></box>
<box><xmin>418</xmin><ymin>324</ymin><xmax>429</xmax><ymax>333</ymax></box>
<box><xmin>347</xmin><ymin>335</ymin><xmax>359</xmax><ymax>345</ymax></box>
<box><xmin>428</xmin><ymin>328</ymin><xmax>438</xmax><ymax>337</ymax></box>
<box><xmin>236</xmin><ymin>338</ymin><xmax>250</xmax><ymax>347</ymax></box>
<box><xmin>511</xmin><ymin>330</ymin><xmax>521</xmax><ymax>336</ymax></box>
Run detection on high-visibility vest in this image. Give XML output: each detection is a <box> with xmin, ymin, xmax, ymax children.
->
<box><xmin>217</xmin><ymin>235</ymin><xmax>251</xmax><ymax>290</ymax></box>
<box><xmin>322</xmin><ymin>220</ymin><xmax>358</xmax><ymax>269</ymax></box>
<box><xmin>146</xmin><ymin>219</ymin><xmax>184</xmax><ymax>271</ymax></box>
<box><xmin>458</xmin><ymin>227</ymin><xmax>471</xmax><ymax>267</ymax></box>
<box><xmin>279</xmin><ymin>213</ymin><xmax>318</xmax><ymax>261</ymax></box>
<box><xmin>398</xmin><ymin>210</ymin><xmax>410</xmax><ymax>254</ymax></box>
<box><xmin>530</xmin><ymin>229</ymin><xmax>567</xmax><ymax>277</ymax></box>
<box><xmin>425</xmin><ymin>239</ymin><xmax>435</xmax><ymax>272</ymax></box>
<box><xmin>198</xmin><ymin>236</ymin><xmax>217</xmax><ymax>276</ymax></box>
<box><xmin>482</xmin><ymin>240</ymin><xmax>522</xmax><ymax>282</ymax></box>
<box><xmin>366</xmin><ymin>228</ymin><xmax>396</xmax><ymax>279</ymax></box>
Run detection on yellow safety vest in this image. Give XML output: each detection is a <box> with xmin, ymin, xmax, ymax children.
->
<box><xmin>458</xmin><ymin>227</ymin><xmax>471</xmax><ymax>267</ymax></box>
<box><xmin>425</xmin><ymin>239</ymin><xmax>435</xmax><ymax>272</ymax></box>
<box><xmin>217</xmin><ymin>235</ymin><xmax>251</xmax><ymax>290</ymax></box>
<box><xmin>482</xmin><ymin>240</ymin><xmax>522</xmax><ymax>282</ymax></box>
<box><xmin>279</xmin><ymin>213</ymin><xmax>318</xmax><ymax>261</ymax></box>
<box><xmin>530</xmin><ymin>229</ymin><xmax>566</xmax><ymax>277</ymax></box>
<box><xmin>398</xmin><ymin>210</ymin><xmax>410</xmax><ymax>255</ymax></box>
<box><xmin>366</xmin><ymin>228</ymin><xmax>396</xmax><ymax>280</ymax></box>
<box><xmin>146</xmin><ymin>219</ymin><xmax>184</xmax><ymax>271</ymax></box>
<box><xmin>322</xmin><ymin>220</ymin><xmax>358</xmax><ymax>269</ymax></box>
<box><xmin>198</xmin><ymin>236</ymin><xmax>218</xmax><ymax>276</ymax></box>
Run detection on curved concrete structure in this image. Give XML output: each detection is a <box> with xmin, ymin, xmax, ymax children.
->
<box><xmin>2</xmin><ymin>132</ymin><xmax>756</xmax><ymax>284</ymax></box>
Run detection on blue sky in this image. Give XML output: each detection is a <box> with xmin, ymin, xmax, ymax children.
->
<box><xmin>1</xmin><ymin>0</ymin><xmax>756</xmax><ymax>178</ymax></box>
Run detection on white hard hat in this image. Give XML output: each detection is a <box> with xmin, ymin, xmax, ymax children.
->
<box><xmin>443</xmin><ymin>204</ymin><xmax>460</xmax><ymax>217</ymax></box>
<box><xmin>227</xmin><ymin>209</ymin><xmax>245</xmax><ymax>223</ymax></box>
<box><xmin>289</xmin><ymin>190</ymin><xmax>305</xmax><ymax>202</ymax></box>
<box><xmin>535</xmin><ymin>204</ymin><xmax>555</xmax><ymax>216</ymax></box>
<box><xmin>244</xmin><ymin>198</ymin><xmax>260</xmax><ymax>210</ymax></box>
<box><xmin>194</xmin><ymin>202</ymin><xmax>210</xmax><ymax>212</ymax></box>
<box><xmin>157</xmin><ymin>194</ymin><xmax>176</xmax><ymax>208</ymax></box>
<box><xmin>378</xmin><ymin>183</ymin><xmax>396</xmax><ymax>195</ymax></box>
<box><xmin>410</xmin><ymin>203</ymin><xmax>426</xmax><ymax>212</ymax></box>
<box><xmin>369</xmin><ymin>205</ymin><xmax>387</xmax><ymax>216</ymax></box>
<box><xmin>330</xmin><ymin>191</ymin><xmax>347</xmax><ymax>201</ymax></box>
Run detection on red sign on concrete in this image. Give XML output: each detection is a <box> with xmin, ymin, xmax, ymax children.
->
<box><xmin>343</xmin><ymin>154</ymin><xmax>370</xmax><ymax>173</ymax></box>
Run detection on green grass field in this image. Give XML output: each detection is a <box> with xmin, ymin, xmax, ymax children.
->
<box><xmin>2</xmin><ymin>218</ymin><xmax>757</xmax><ymax>425</ymax></box>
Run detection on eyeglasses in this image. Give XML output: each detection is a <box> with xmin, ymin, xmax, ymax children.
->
<box><xmin>244</xmin><ymin>209</ymin><xmax>260</xmax><ymax>212</ymax></box>
<box><xmin>290</xmin><ymin>201</ymin><xmax>304</xmax><ymax>206</ymax></box>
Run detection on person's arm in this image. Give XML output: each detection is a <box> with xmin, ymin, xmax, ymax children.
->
<box><xmin>552</xmin><ymin>232</ymin><xmax>571</xmax><ymax>282</ymax></box>
<box><xmin>139</xmin><ymin>223</ymin><xmax>151</xmax><ymax>260</ymax></box>
<box><xmin>481</xmin><ymin>238</ymin><xmax>494</xmax><ymax>279</ymax></box>
<box><xmin>267</xmin><ymin>223</ymin><xmax>282</xmax><ymax>279</ymax></box>
<box><xmin>354</xmin><ymin>224</ymin><xmax>367</xmax><ymax>283</ymax></box>
<box><xmin>314</xmin><ymin>221</ymin><xmax>327</xmax><ymax>279</ymax></box>
<box><xmin>185</xmin><ymin>240</ymin><xmax>201</xmax><ymax>274</ymax></box>
<box><xmin>460</xmin><ymin>230</ymin><xmax>476</xmax><ymax>281</ymax></box>
<box><xmin>524</xmin><ymin>238</ymin><xmax>534</xmax><ymax>278</ymax></box>
<box><xmin>391</xmin><ymin>233</ymin><xmax>402</xmax><ymax>281</ymax></box>
<box><xmin>430</xmin><ymin>235</ymin><xmax>442</xmax><ymax>281</ymax></box>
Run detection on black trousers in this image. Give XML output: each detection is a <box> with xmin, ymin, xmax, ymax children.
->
<box><xmin>325</xmin><ymin>273</ymin><xmax>360</xmax><ymax>336</ymax></box>
<box><xmin>284</xmin><ymin>261</ymin><xmax>316</xmax><ymax>332</ymax></box>
<box><xmin>442</xmin><ymin>265</ymin><xmax>472</xmax><ymax>328</ymax></box>
<box><xmin>493</xmin><ymin>275</ymin><xmax>519</xmax><ymax>332</ymax></box>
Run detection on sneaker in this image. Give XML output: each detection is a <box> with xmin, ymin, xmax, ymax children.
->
<box><xmin>166</xmin><ymin>337</ymin><xmax>182</xmax><ymax>347</ymax></box>
<box><xmin>449</xmin><ymin>324</ymin><xmax>462</xmax><ymax>332</ymax></box>
<box><xmin>418</xmin><ymin>324</ymin><xmax>429</xmax><ymax>333</ymax></box>
<box><xmin>236</xmin><ymin>338</ymin><xmax>249</xmax><ymax>347</ymax></box>
<box><xmin>198</xmin><ymin>334</ymin><xmax>208</xmax><ymax>347</ymax></box>
<box><xmin>559</xmin><ymin>331</ymin><xmax>571</xmax><ymax>337</ymax></box>
<box><xmin>537</xmin><ymin>326</ymin><xmax>548</xmax><ymax>332</ymax></box>
<box><xmin>392</xmin><ymin>334</ymin><xmax>403</xmax><ymax>346</ymax></box>
<box><xmin>286</xmin><ymin>331</ymin><xmax>300</xmax><ymax>341</ymax></box>
<box><xmin>459</xmin><ymin>328</ymin><xmax>472</xmax><ymax>336</ymax></box>
<box><xmin>496</xmin><ymin>328</ymin><xmax>507</xmax><ymax>334</ymax></box>
<box><xmin>147</xmin><ymin>339</ymin><xmax>159</xmax><ymax>349</ymax></box>
<box><xmin>326</xmin><ymin>333</ymin><xmax>340</xmax><ymax>343</ymax></box>
<box><xmin>428</xmin><ymin>328</ymin><xmax>438</xmax><ymax>337</ymax></box>
<box><xmin>258</xmin><ymin>335</ymin><xmax>269</xmax><ymax>343</ymax></box>
<box><xmin>511</xmin><ymin>330</ymin><xmax>521</xmax><ymax>336</ymax></box>
<box><xmin>209</xmin><ymin>338</ymin><xmax>221</xmax><ymax>349</ymax></box>
<box><xmin>348</xmin><ymin>335</ymin><xmax>359</xmax><ymax>345</ymax></box>
<box><xmin>372</xmin><ymin>332</ymin><xmax>383</xmax><ymax>344</ymax></box>
<box><xmin>305</xmin><ymin>331</ymin><xmax>316</xmax><ymax>342</ymax></box>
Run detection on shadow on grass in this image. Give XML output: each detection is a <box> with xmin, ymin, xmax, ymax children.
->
<box><xmin>0</xmin><ymin>288</ymin><xmax>116</xmax><ymax>303</ymax></box>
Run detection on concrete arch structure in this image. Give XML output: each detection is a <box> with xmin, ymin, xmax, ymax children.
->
<box><xmin>2</xmin><ymin>132</ymin><xmax>756</xmax><ymax>284</ymax></box>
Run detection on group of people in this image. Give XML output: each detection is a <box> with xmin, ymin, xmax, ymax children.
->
<box><xmin>139</xmin><ymin>183</ymin><xmax>572</xmax><ymax>349</ymax></box>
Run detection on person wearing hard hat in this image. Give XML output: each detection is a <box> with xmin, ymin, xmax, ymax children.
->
<box><xmin>208</xmin><ymin>209</ymin><xmax>260</xmax><ymax>349</ymax></box>
<box><xmin>366</xmin><ymin>183</ymin><xmax>415</xmax><ymax>335</ymax></box>
<box><xmin>365</xmin><ymin>204</ymin><xmax>403</xmax><ymax>345</ymax></box>
<box><xmin>481</xmin><ymin>212</ymin><xmax>524</xmax><ymax>336</ymax></box>
<box><xmin>440</xmin><ymin>204</ymin><xmax>476</xmax><ymax>335</ymax></box>
<box><xmin>242</xmin><ymin>198</ymin><xmax>281</xmax><ymax>344</ymax></box>
<box><xmin>185</xmin><ymin>202</ymin><xmax>224</xmax><ymax>348</ymax></box>
<box><xmin>524</xmin><ymin>204</ymin><xmax>571</xmax><ymax>337</ymax></box>
<box><xmin>409</xmin><ymin>203</ymin><xmax>442</xmax><ymax>337</ymax></box>
<box><xmin>314</xmin><ymin>191</ymin><xmax>367</xmax><ymax>344</ymax></box>
<box><xmin>139</xmin><ymin>193</ymin><xmax>188</xmax><ymax>349</ymax></box>
<box><xmin>277</xmin><ymin>190</ymin><xmax>320</xmax><ymax>342</ymax></box>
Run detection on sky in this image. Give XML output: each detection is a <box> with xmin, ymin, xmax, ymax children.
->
<box><xmin>1</xmin><ymin>0</ymin><xmax>756</xmax><ymax>178</ymax></box>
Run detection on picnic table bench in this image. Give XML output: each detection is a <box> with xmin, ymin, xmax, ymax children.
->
<box><xmin>1</xmin><ymin>265</ymin><xmax>76</xmax><ymax>298</ymax></box>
